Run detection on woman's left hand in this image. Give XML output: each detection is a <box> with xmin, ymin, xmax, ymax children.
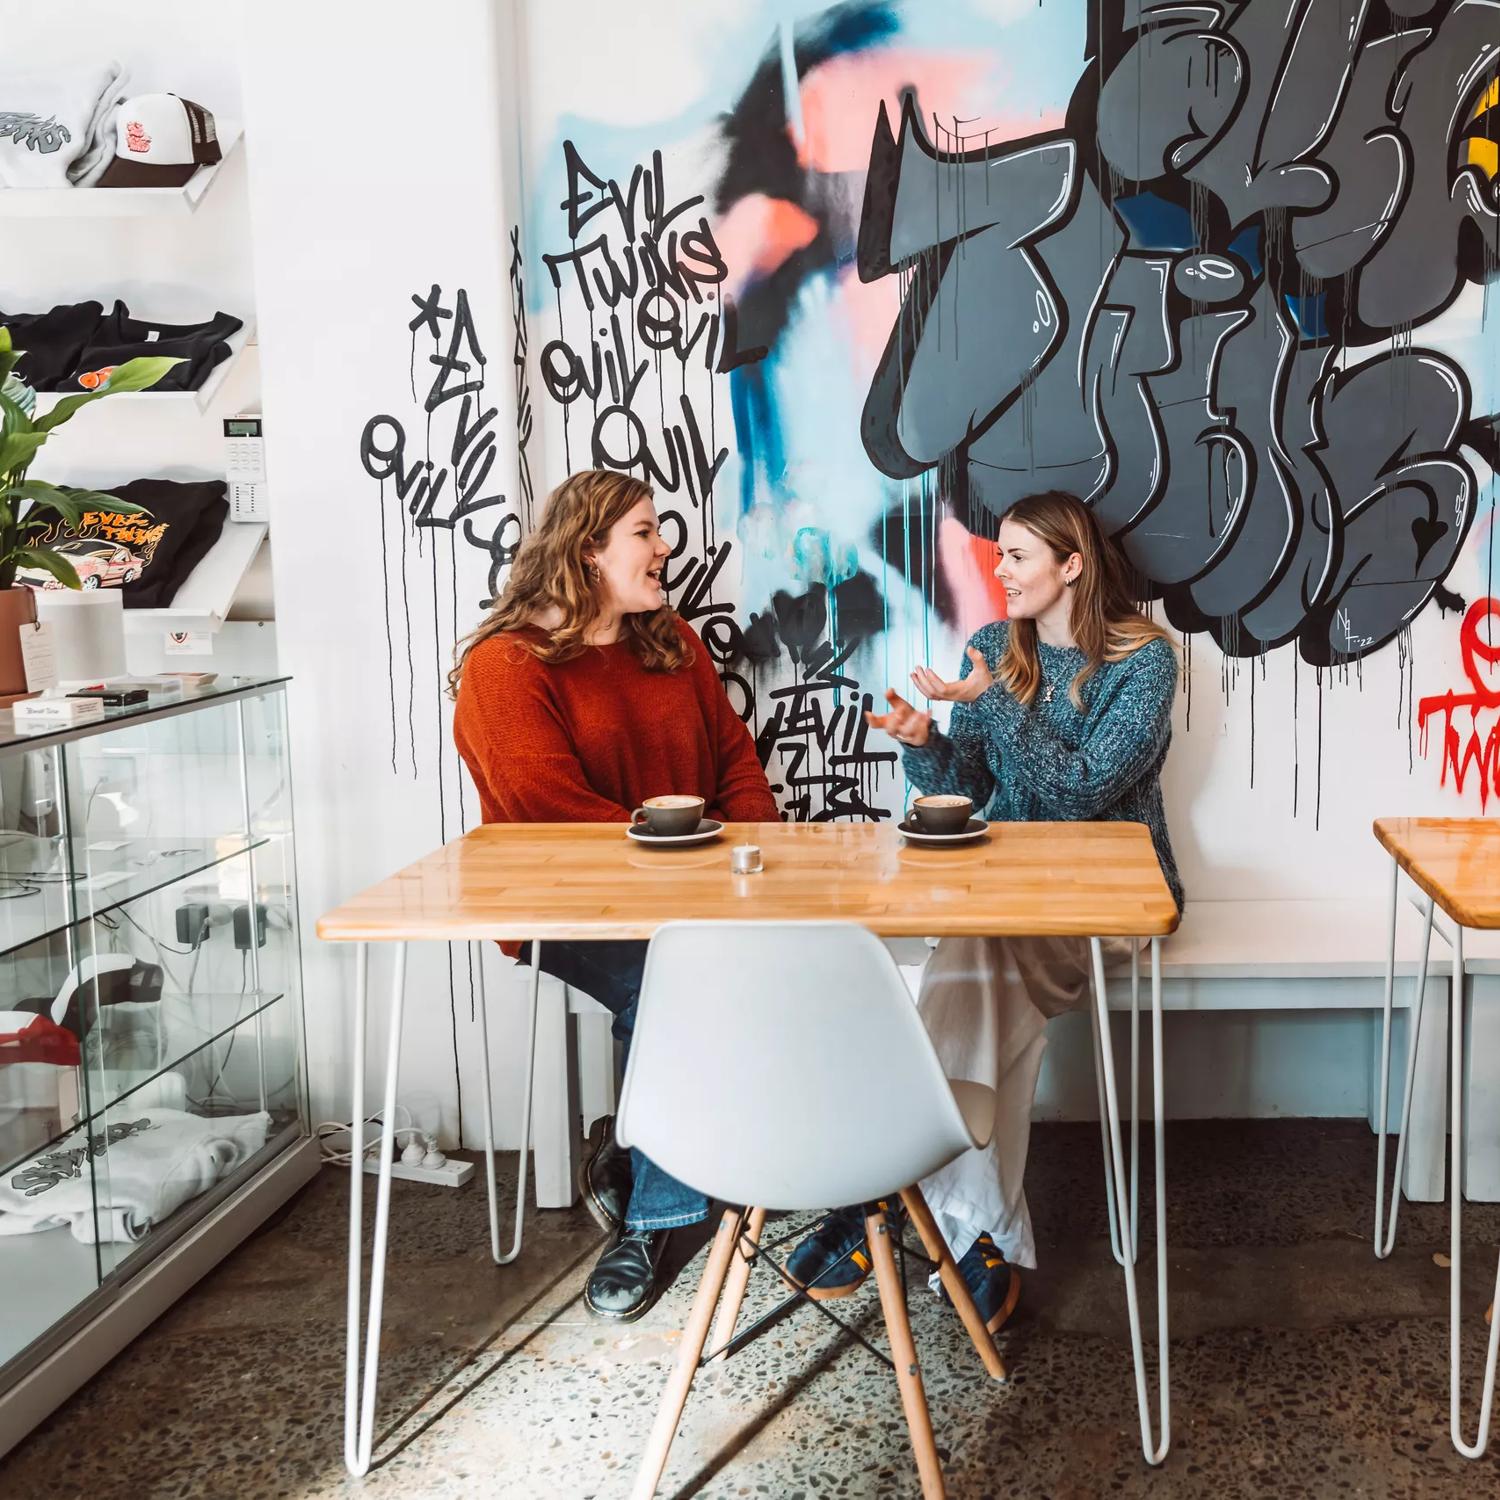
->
<box><xmin>912</xmin><ymin>647</ymin><xmax>993</xmax><ymax>704</ymax></box>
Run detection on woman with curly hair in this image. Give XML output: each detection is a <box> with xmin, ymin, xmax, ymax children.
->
<box><xmin>452</xmin><ymin>468</ymin><xmax>778</xmax><ymax>1321</ymax></box>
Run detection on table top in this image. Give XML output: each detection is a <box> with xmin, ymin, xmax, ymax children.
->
<box><xmin>1373</xmin><ymin>818</ymin><xmax>1500</xmax><ymax>929</ymax></box>
<box><xmin>316</xmin><ymin>820</ymin><xmax>1181</xmax><ymax>944</ymax></box>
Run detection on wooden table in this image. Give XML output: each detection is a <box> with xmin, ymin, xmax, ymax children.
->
<box><xmin>319</xmin><ymin>820</ymin><xmax>1180</xmax><ymax>1475</ymax></box>
<box><xmin>1371</xmin><ymin>818</ymin><xmax>1500</xmax><ymax>1460</ymax></box>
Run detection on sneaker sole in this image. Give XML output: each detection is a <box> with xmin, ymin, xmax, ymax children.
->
<box><xmin>795</xmin><ymin>1277</ymin><xmax>866</xmax><ymax>1302</ymax></box>
<box><xmin>577</xmin><ymin>1116</ymin><xmax>623</xmax><ymax>1234</ymax></box>
<box><xmin>787</xmin><ymin>1246</ymin><xmax>872</xmax><ymax>1301</ymax></box>
<box><xmin>983</xmin><ymin>1267</ymin><xmax>1022</xmax><ymax>1335</ymax></box>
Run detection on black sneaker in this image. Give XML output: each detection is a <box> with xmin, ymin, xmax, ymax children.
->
<box><xmin>584</xmin><ymin>1227</ymin><xmax>671</xmax><ymax>1322</ymax></box>
<box><xmin>941</xmin><ymin>1232</ymin><xmax>1021</xmax><ymax>1334</ymax></box>
<box><xmin>785</xmin><ymin>1201</ymin><xmax>905</xmax><ymax>1301</ymax></box>
<box><xmin>578</xmin><ymin>1114</ymin><xmax>632</xmax><ymax>1233</ymax></box>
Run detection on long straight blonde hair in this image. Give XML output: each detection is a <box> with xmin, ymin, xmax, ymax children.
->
<box><xmin>447</xmin><ymin>469</ymin><xmax>690</xmax><ymax>698</ymax></box>
<box><xmin>995</xmin><ymin>490</ymin><xmax>1170</xmax><ymax>709</ymax></box>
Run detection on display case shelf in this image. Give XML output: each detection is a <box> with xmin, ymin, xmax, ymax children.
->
<box><xmin>1</xmin><ymin>989</ymin><xmax>287</xmax><ymax>1181</ymax></box>
<box><xmin>124</xmin><ymin>521</ymin><xmax>267</xmax><ymax>636</ymax></box>
<box><xmin>1</xmin><ymin>1108</ymin><xmax>302</xmax><ymax>1375</ymax></box>
<box><xmin>0</xmin><ymin>834</ymin><xmax>267</xmax><ymax>960</ymax></box>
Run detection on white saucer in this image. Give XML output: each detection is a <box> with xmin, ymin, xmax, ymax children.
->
<box><xmin>897</xmin><ymin>818</ymin><xmax>989</xmax><ymax>846</ymax></box>
<box><xmin>625</xmin><ymin>818</ymin><xmax>724</xmax><ymax>847</ymax></box>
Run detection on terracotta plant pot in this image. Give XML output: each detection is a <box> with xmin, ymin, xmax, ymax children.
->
<box><xmin>0</xmin><ymin>586</ymin><xmax>38</xmax><ymax>697</ymax></box>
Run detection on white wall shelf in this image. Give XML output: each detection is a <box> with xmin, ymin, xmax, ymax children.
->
<box><xmin>0</xmin><ymin>122</ymin><xmax>244</xmax><ymax>219</ymax></box>
<box><xmin>123</xmin><ymin>521</ymin><xmax>267</xmax><ymax>636</ymax></box>
<box><xmin>33</xmin><ymin>321</ymin><xmax>254</xmax><ymax>419</ymax></box>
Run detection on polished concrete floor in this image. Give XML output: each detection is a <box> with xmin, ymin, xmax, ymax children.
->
<box><xmin>3</xmin><ymin>1119</ymin><xmax>1499</xmax><ymax>1499</ymax></box>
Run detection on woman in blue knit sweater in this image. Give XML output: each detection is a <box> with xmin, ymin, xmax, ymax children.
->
<box><xmin>786</xmin><ymin>491</ymin><xmax>1182</xmax><ymax>1332</ymax></box>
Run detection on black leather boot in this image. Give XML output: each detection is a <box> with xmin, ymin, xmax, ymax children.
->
<box><xmin>578</xmin><ymin>1113</ymin><xmax>632</xmax><ymax>1233</ymax></box>
<box><xmin>584</xmin><ymin>1227</ymin><xmax>671</xmax><ymax>1321</ymax></box>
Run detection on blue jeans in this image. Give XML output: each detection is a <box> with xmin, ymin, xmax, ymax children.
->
<box><xmin>518</xmin><ymin>939</ymin><xmax>708</xmax><ymax>1233</ymax></box>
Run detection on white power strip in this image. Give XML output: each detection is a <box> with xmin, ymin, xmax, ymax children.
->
<box><xmin>358</xmin><ymin>1155</ymin><xmax>474</xmax><ymax>1189</ymax></box>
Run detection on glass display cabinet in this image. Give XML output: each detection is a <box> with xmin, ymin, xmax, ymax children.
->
<box><xmin>0</xmin><ymin>677</ymin><xmax>315</xmax><ymax>1456</ymax></box>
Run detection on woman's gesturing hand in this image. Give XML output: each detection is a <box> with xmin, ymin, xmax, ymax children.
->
<box><xmin>911</xmin><ymin>647</ymin><xmax>993</xmax><ymax>704</ymax></box>
<box><xmin>865</xmin><ymin>689</ymin><xmax>933</xmax><ymax>747</ymax></box>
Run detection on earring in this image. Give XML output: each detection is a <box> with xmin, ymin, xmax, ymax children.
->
<box><xmin>588</xmin><ymin>561</ymin><xmax>602</xmax><ymax>584</ymax></box>
<box><xmin>1065</xmin><ymin>574</ymin><xmax>1078</xmax><ymax>587</ymax></box>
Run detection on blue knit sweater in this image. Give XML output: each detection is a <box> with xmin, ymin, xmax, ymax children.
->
<box><xmin>902</xmin><ymin>621</ymin><xmax>1184</xmax><ymax>911</ymax></box>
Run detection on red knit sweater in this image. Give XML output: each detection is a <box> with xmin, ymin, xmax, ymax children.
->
<box><xmin>453</xmin><ymin>617</ymin><xmax>778</xmax><ymax>836</ymax></box>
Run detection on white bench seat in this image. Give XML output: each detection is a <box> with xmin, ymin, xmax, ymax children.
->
<box><xmin>882</xmin><ymin>897</ymin><xmax>1457</xmax><ymax>1203</ymax></box>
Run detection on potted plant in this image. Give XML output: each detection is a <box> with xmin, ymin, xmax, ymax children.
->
<box><xmin>0</xmin><ymin>326</ymin><xmax>180</xmax><ymax>697</ymax></box>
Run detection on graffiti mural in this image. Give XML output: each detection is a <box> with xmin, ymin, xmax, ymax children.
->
<box><xmin>359</xmin><ymin>283</ymin><xmax>523</xmax><ymax>780</ymax></box>
<box><xmin>539</xmin><ymin>125</ymin><xmax>902</xmax><ymax>819</ymax></box>
<box><xmin>859</xmin><ymin>0</ymin><xmax>1499</xmax><ymax>667</ymax></box>
<box><xmin>516</xmin><ymin>0</ymin><xmax>1498</xmax><ymax>822</ymax></box>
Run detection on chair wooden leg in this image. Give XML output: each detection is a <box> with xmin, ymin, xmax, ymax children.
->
<box><xmin>866</xmin><ymin>1208</ymin><xmax>947</xmax><ymax>1500</ymax></box>
<box><xmin>901</xmin><ymin>1186</ymin><xmax>1008</xmax><ymax>1382</ymax></box>
<box><xmin>707</xmin><ymin>1205</ymin><xmax>765</xmax><ymax>1363</ymax></box>
<box><xmin>630</xmin><ymin>1209</ymin><xmax>743</xmax><ymax>1500</ymax></box>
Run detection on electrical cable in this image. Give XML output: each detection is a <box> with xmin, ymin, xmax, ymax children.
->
<box><xmin>315</xmin><ymin>1104</ymin><xmax>437</xmax><ymax>1167</ymax></box>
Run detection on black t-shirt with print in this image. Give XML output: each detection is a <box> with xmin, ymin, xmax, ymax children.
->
<box><xmin>22</xmin><ymin>479</ymin><xmax>228</xmax><ymax>607</ymax></box>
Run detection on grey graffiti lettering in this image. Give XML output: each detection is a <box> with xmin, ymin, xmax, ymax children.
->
<box><xmin>859</xmin><ymin>3</ymin><xmax>1498</xmax><ymax>665</ymax></box>
<box><xmin>0</xmin><ymin>111</ymin><xmax>72</xmax><ymax>154</ymax></box>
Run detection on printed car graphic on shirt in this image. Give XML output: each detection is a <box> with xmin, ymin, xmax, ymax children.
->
<box><xmin>17</xmin><ymin>537</ymin><xmax>143</xmax><ymax>590</ymax></box>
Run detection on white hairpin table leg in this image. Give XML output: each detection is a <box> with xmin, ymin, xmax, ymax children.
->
<box><xmin>1374</xmin><ymin>858</ymin><xmax>1437</xmax><ymax>1258</ymax></box>
<box><xmin>1090</xmin><ymin>935</ymin><xmax>1170</xmax><ymax>1465</ymax></box>
<box><xmin>1449</xmin><ymin>922</ymin><xmax>1500</xmax><ymax>1458</ymax></box>
<box><xmin>476</xmin><ymin>939</ymin><xmax>543</xmax><ymax>1265</ymax></box>
<box><xmin>344</xmin><ymin>941</ymin><xmax>407</xmax><ymax>1477</ymax></box>
<box><xmin>1090</xmin><ymin>973</ymin><xmax>1130</xmax><ymax>1269</ymax></box>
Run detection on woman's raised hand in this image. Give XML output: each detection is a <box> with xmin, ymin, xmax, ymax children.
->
<box><xmin>865</xmin><ymin>689</ymin><xmax>932</xmax><ymax>747</ymax></box>
<box><xmin>911</xmin><ymin>647</ymin><xmax>993</xmax><ymax>704</ymax></box>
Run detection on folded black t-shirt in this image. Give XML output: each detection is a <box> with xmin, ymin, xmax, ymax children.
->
<box><xmin>20</xmin><ymin>479</ymin><xmax>228</xmax><ymax>608</ymax></box>
<box><xmin>0</xmin><ymin>302</ymin><xmax>104</xmax><ymax>391</ymax></box>
<box><xmin>69</xmin><ymin>303</ymin><xmax>244</xmax><ymax>393</ymax></box>
<box><xmin>95</xmin><ymin>303</ymin><xmax>243</xmax><ymax>347</ymax></box>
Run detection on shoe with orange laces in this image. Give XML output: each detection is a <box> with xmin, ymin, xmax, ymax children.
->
<box><xmin>785</xmin><ymin>1201</ymin><xmax>905</xmax><ymax>1300</ymax></box>
<box><xmin>942</xmin><ymin>1232</ymin><xmax>1022</xmax><ymax>1334</ymax></box>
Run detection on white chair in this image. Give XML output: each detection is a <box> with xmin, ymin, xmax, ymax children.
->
<box><xmin>617</xmin><ymin>920</ymin><xmax>1004</xmax><ymax>1500</ymax></box>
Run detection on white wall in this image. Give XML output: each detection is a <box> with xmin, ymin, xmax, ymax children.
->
<box><xmin>242</xmin><ymin>0</ymin><xmax>529</xmax><ymax>1144</ymax></box>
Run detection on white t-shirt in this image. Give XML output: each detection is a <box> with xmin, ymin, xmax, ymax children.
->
<box><xmin>0</xmin><ymin>62</ymin><xmax>127</xmax><ymax>188</ymax></box>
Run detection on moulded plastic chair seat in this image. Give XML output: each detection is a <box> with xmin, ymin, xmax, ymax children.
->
<box><xmin>617</xmin><ymin>921</ymin><xmax>992</xmax><ymax>1206</ymax></box>
<box><xmin>618</xmin><ymin>921</ymin><xmax>1003</xmax><ymax>1500</ymax></box>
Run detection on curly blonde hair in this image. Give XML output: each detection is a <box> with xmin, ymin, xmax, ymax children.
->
<box><xmin>447</xmin><ymin>469</ymin><xmax>691</xmax><ymax>698</ymax></box>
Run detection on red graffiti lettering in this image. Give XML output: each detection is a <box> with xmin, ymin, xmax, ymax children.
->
<box><xmin>1417</xmin><ymin>598</ymin><xmax>1500</xmax><ymax>809</ymax></box>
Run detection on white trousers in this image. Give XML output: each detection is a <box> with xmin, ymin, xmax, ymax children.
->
<box><xmin>916</xmin><ymin>934</ymin><xmax>1134</xmax><ymax>1269</ymax></box>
